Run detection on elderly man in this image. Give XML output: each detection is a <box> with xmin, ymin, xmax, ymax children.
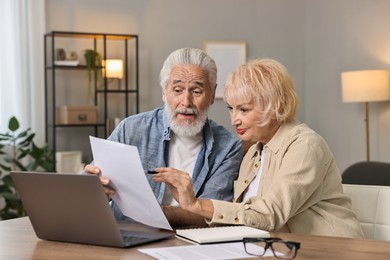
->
<box><xmin>85</xmin><ymin>48</ymin><xmax>243</xmax><ymax>227</ymax></box>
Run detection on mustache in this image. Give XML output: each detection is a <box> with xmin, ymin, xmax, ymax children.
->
<box><xmin>175</xmin><ymin>107</ymin><xmax>198</xmax><ymax>115</ymax></box>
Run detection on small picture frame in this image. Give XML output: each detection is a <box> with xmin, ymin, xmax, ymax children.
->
<box><xmin>56</xmin><ymin>150</ymin><xmax>83</xmax><ymax>174</ymax></box>
<box><xmin>203</xmin><ymin>41</ymin><xmax>247</xmax><ymax>98</ymax></box>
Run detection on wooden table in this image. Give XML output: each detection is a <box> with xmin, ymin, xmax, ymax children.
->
<box><xmin>1</xmin><ymin>217</ymin><xmax>390</xmax><ymax>259</ymax></box>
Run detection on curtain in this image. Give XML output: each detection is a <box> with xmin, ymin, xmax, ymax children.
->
<box><xmin>0</xmin><ymin>0</ymin><xmax>46</xmax><ymax>144</ymax></box>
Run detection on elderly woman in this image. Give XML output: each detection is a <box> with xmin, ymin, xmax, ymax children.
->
<box><xmin>152</xmin><ymin>58</ymin><xmax>364</xmax><ymax>238</ymax></box>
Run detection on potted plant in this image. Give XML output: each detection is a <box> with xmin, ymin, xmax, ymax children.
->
<box><xmin>0</xmin><ymin>116</ymin><xmax>54</xmax><ymax>220</ymax></box>
<box><xmin>84</xmin><ymin>49</ymin><xmax>103</xmax><ymax>105</ymax></box>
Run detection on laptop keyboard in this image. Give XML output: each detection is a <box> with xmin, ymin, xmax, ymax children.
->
<box><xmin>122</xmin><ymin>235</ymin><xmax>151</xmax><ymax>245</ymax></box>
<box><xmin>120</xmin><ymin>230</ymin><xmax>173</xmax><ymax>246</ymax></box>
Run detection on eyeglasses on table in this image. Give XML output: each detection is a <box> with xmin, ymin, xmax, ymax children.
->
<box><xmin>243</xmin><ymin>237</ymin><xmax>301</xmax><ymax>259</ymax></box>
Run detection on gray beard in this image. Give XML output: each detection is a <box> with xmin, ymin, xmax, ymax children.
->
<box><xmin>164</xmin><ymin>103</ymin><xmax>209</xmax><ymax>137</ymax></box>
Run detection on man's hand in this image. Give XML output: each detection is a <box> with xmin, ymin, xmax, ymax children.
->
<box><xmin>84</xmin><ymin>164</ymin><xmax>116</xmax><ymax>197</ymax></box>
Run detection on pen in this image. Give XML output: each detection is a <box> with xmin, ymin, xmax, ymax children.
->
<box><xmin>145</xmin><ymin>170</ymin><xmax>158</xmax><ymax>174</ymax></box>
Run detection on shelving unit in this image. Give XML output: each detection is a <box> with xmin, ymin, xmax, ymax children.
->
<box><xmin>44</xmin><ymin>31</ymin><xmax>139</xmax><ymax>169</ymax></box>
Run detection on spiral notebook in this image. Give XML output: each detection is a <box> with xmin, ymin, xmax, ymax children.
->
<box><xmin>176</xmin><ymin>226</ymin><xmax>270</xmax><ymax>244</ymax></box>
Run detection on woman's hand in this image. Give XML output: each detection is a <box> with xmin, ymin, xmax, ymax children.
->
<box><xmin>151</xmin><ymin>167</ymin><xmax>199</xmax><ymax>212</ymax></box>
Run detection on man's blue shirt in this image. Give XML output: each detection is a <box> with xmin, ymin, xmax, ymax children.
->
<box><xmin>107</xmin><ymin>107</ymin><xmax>243</xmax><ymax>220</ymax></box>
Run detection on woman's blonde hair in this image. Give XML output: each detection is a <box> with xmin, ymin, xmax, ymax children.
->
<box><xmin>223</xmin><ymin>58</ymin><xmax>299</xmax><ymax>126</ymax></box>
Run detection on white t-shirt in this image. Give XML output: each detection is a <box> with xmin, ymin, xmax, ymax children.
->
<box><xmin>162</xmin><ymin>132</ymin><xmax>203</xmax><ymax>206</ymax></box>
<box><xmin>243</xmin><ymin>149</ymin><xmax>265</xmax><ymax>203</ymax></box>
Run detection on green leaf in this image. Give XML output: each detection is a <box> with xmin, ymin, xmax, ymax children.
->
<box><xmin>19</xmin><ymin>133</ymin><xmax>35</xmax><ymax>146</ymax></box>
<box><xmin>2</xmin><ymin>175</ymin><xmax>14</xmax><ymax>187</ymax></box>
<box><xmin>1</xmin><ymin>192</ymin><xmax>19</xmax><ymax>200</ymax></box>
<box><xmin>13</xmin><ymin>160</ymin><xmax>27</xmax><ymax>171</ymax></box>
<box><xmin>8</xmin><ymin>116</ymin><xmax>19</xmax><ymax>131</ymax></box>
<box><xmin>0</xmin><ymin>164</ymin><xmax>11</xmax><ymax>172</ymax></box>
<box><xmin>0</xmin><ymin>184</ymin><xmax>12</xmax><ymax>193</ymax></box>
<box><xmin>17</xmin><ymin>149</ymin><xmax>30</xmax><ymax>160</ymax></box>
<box><xmin>0</xmin><ymin>211</ymin><xmax>21</xmax><ymax>220</ymax></box>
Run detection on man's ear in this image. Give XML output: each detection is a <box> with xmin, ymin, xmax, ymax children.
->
<box><xmin>162</xmin><ymin>89</ymin><xmax>166</xmax><ymax>103</ymax></box>
<box><xmin>209</xmin><ymin>84</ymin><xmax>217</xmax><ymax>105</ymax></box>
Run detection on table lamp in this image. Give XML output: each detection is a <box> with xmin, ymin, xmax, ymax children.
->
<box><xmin>102</xmin><ymin>59</ymin><xmax>124</xmax><ymax>89</ymax></box>
<box><xmin>341</xmin><ymin>70</ymin><xmax>390</xmax><ymax>161</ymax></box>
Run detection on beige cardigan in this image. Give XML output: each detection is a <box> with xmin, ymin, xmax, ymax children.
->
<box><xmin>211</xmin><ymin>121</ymin><xmax>364</xmax><ymax>238</ymax></box>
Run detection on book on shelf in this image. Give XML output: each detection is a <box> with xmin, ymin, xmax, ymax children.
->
<box><xmin>175</xmin><ymin>225</ymin><xmax>270</xmax><ymax>244</ymax></box>
<box><xmin>54</xmin><ymin>60</ymin><xmax>80</xmax><ymax>66</ymax></box>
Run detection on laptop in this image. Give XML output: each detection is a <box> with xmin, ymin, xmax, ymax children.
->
<box><xmin>10</xmin><ymin>171</ymin><xmax>173</xmax><ymax>248</ymax></box>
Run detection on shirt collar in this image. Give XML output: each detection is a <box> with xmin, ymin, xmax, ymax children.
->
<box><xmin>246</xmin><ymin>120</ymin><xmax>300</xmax><ymax>158</ymax></box>
<box><xmin>162</xmin><ymin>108</ymin><xmax>171</xmax><ymax>140</ymax></box>
<box><xmin>265</xmin><ymin>120</ymin><xmax>300</xmax><ymax>154</ymax></box>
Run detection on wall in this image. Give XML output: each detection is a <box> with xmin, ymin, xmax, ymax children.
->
<box><xmin>305</xmin><ymin>0</ymin><xmax>390</xmax><ymax>171</ymax></box>
<box><xmin>44</xmin><ymin>0</ymin><xmax>390</xmax><ymax>172</ymax></box>
<box><xmin>141</xmin><ymin>0</ymin><xmax>306</xmax><ymax>130</ymax></box>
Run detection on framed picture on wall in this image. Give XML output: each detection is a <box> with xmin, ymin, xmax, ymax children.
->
<box><xmin>203</xmin><ymin>41</ymin><xmax>247</xmax><ymax>98</ymax></box>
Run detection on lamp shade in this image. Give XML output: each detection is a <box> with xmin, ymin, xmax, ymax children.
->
<box><xmin>341</xmin><ymin>70</ymin><xmax>390</xmax><ymax>102</ymax></box>
<box><xmin>103</xmin><ymin>59</ymin><xmax>124</xmax><ymax>79</ymax></box>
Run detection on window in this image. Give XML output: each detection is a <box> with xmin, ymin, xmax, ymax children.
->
<box><xmin>0</xmin><ymin>0</ymin><xmax>45</xmax><ymax>143</ymax></box>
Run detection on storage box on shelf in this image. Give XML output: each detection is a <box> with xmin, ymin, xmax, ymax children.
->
<box><xmin>56</xmin><ymin>106</ymin><xmax>98</xmax><ymax>125</ymax></box>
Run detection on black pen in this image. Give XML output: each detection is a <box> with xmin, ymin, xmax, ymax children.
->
<box><xmin>146</xmin><ymin>170</ymin><xmax>158</xmax><ymax>174</ymax></box>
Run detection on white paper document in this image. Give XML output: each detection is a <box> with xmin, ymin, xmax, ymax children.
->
<box><xmin>89</xmin><ymin>136</ymin><xmax>172</xmax><ymax>230</ymax></box>
<box><xmin>138</xmin><ymin>242</ymin><xmax>272</xmax><ymax>260</ymax></box>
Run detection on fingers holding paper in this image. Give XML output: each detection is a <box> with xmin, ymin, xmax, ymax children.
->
<box><xmin>84</xmin><ymin>164</ymin><xmax>116</xmax><ymax>197</ymax></box>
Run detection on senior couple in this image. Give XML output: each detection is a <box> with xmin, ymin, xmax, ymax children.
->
<box><xmin>85</xmin><ymin>48</ymin><xmax>364</xmax><ymax>238</ymax></box>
